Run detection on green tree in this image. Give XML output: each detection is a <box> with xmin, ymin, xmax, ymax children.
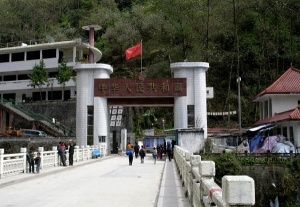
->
<box><xmin>28</xmin><ymin>59</ymin><xmax>48</xmax><ymax>101</ymax></box>
<box><xmin>56</xmin><ymin>60</ymin><xmax>73</xmax><ymax>101</ymax></box>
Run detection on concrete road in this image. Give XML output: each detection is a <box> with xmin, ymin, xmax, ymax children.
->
<box><xmin>0</xmin><ymin>155</ymin><xmax>165</xmax><ymax>207</ymax></box>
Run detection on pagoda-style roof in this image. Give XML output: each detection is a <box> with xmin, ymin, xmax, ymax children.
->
<box><xmin>253</xmin><ymin>67</ymin><xmax>300</xmax><ymax>101</ymax></box>
<box><xmin>254</xmin><ymin>107</ymin><xmax>300</xmax><ymax>126</ymax></box>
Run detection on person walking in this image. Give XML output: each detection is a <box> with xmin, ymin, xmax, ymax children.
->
<box><xmin>152</xmin><ymin>147</ymin><xmax>157</xmax><ymax>164</ymax></box>
<box><xmin>126</xmin><ymin>142</ymin><xmax>133</xmax><ymax>166</ymax></box>
<box><xmin>134</xmin><ymin>142</ymin><xmax>140</xmax><ymax>158</ymax></box>
<box><xmin>26</xmin><ymin>151</ymin><xmax>35</xmax><ymax>173</ymax></box>
<box><xmin>68</xmin><ymin>140</ymin><xmax>74</xmax><ymax>166</ymax></box>
<box><xmin>34</xmin><ymin>152</ymin><xmax>41</xmax><ymax>174</ymax></box>
<box><xmin>57</xmin><ymin>142</ymin><xmax>67</xmax><ymax>166</ymax></box>
<box><xmin>139</xmin><ymin>146</ymin><xmax>146</xmax><ymax>164</ymax></box>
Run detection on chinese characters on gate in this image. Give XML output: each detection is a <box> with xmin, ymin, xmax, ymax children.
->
<box><xmin>94</xmin><ymin>78</ymin><xmax>186</xmax><ymax>97</ymax></box>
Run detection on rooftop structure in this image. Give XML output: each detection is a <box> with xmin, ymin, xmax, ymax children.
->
<box><xmin>0</xmin><ymin>38</ymin><xmax>102</xmax><ymax>103</ymax></box>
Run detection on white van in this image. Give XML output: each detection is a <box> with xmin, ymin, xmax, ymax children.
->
<box><xmin>21</xmin><ymin>129</ymin><xmax>48</xmax><ymax>137</ymax></box>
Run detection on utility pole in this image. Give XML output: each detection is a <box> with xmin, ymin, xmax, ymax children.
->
<box><xmin>237</xmin><ymin>77</ymin><xmax>242</xmax><ymax>133</ymax></box>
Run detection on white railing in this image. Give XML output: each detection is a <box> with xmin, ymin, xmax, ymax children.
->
<box><xmin>174</xmin><ymin>146</ymin><xmax>255</xmax><ymax>207</ymax></box>
<box><xmin>0</xmin><ymin>144</ymin><xmax>106</xmax><ymax>179</ymax></box>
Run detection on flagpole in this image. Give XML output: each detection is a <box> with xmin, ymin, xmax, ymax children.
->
<box><xmin>140</xmin><ymin>39</ymin><xmax>143</xmax><ymax>73</ymax></box>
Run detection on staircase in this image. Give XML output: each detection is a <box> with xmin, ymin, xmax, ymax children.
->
<box><xmin>0</xmin><ymin>101</ymin><xmax>71</xmax><ymax>137</ymax></box>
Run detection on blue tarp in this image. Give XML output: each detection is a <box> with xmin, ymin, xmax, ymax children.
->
<box><xmin>249</xmin><ymin>131</ymin><xmax>263</xmax><ymax>152</ymax></box>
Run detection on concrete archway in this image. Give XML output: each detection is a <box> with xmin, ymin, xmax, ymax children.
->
<box><xmin>74</xmin><ymin>62</ymin><xmax>209</xmax><ymax>154</ymax></box>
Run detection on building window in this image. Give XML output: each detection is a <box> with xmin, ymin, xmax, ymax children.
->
<box><xmin>282</xmin><ymin>127</ymin><xmax>287</xmax><ymax>138</ymax></box>
<box><xmin>12</xmin><ymin>52</ymin><xmax>24</xmax><ymax>61</ymax></box>
<box><xmin>187</xmin><ymin>105</ymin><xmax>194</xmax><ymax>127</ymax></box>
<box><xmin>87</xmin><ymin>106</ymin><xmax>94</xmax><ymax>145</ymax></box>
<box><xmin>27</xmin><ymin>51</ymin><xmax>40</xmax><ymax>60</ymax></box>
<box><xmin>0</xmin><ymin>54</ymin><xmax>9</xmax><ymax>63</ymax></box>
<box><xmin>3</xmin><ymin>75</ymin><xmax>16</xmax><ymax>81</ymax></box>
<box><xmin>42</xmin><ymin>49</ymin><xmax>56</xmax><ymax>59</ymax></box>
<box><xmin>264</xmin><ymin>100</ymin><xmax>268</xmax><ymax>118</ymax></box>
<box><xmin>99</xmin><ymin>136</ymin><xmax>106</xmax><ymax>143</ymax></box>
<box><xmin>32</xmin><ymin>92</ymin><xmax>46</xmax><ymax>101</ymax></box>
<box><xmin>269</xmin><ymin>98</ymin><xmax>272</xmax><ymax>117</ymax></box>
<box><xmin>259</xmin><ymin>102</ymin><xmax>263</xmax><ymax>119</ymax></box>
<box><xmin>289</xmin><ymin>126</ymin><xmax>294</xmax><ymax>144</ymax></box>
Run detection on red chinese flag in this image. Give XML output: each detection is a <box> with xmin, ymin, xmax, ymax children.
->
<box><xmin>125</xmin><ymin>42</ymin><xmax>141</xmax><ymax>60</ymax></box>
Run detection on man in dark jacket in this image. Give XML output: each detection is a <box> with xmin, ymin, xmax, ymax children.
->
<box><xmin>68</xmin><ymin>140</ymin><xmax>74</xmax><ymax>166</ymax></box>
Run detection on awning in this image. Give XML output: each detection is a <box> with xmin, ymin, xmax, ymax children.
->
<box><xmin>247</xmin><ymin>123</ymin><xmax>276</xmax><ymax>134</ymax></box>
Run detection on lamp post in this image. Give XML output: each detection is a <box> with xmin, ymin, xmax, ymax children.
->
<box><xmin>237</xmin><ymin>77</ymin><xmax>242</xmax><ymax>133</ymax></box>
<box><xmin>162</xmin><ymin>119</ymin><xmax>165</xmax><ymax>131</ymax></box>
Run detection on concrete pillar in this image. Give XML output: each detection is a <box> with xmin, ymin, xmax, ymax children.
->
<box><xmin>73</xmin><ymin>64</ymin><xmax>113</xmax><ymax>147</ymax></box>
<box><xmin>171</xmin><ymin>62</ymin><xmax>209</xmax><ymax>138</ymax></box>
<box><xmin>0</xmin><ymin>149</ymin><xmax>4</xmax><ymax>178</ymax></box>
<box><xmin>20</xmin><ymin>148</ymin><xmax>27</xmax><ymax>173</ymax></box>
<box><xmin>222</xmin><ymin>176</ymin><xmax>255</xmax><ymax>206</ymax></box>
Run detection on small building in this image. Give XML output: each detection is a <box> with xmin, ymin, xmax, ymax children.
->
<box><xmin>252</xmin><ymin>67</ymin><xmax>300</xmax><ymax>150</ymax></box>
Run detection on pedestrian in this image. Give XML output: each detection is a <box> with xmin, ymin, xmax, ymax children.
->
<box><xmin>34</xmin><ymin>152</ymin><xmax>41</xmax><ymax>174</ymax></box>
<box><xmin>26</xmin><ymin>151</ymin><xmax>34</xmax><ymax>173</ymax></box>
<box><xmin>167</xmin><ymin>141</ymin><xmax>172</xmax><ymax>161</ymax></box>
<box><xmin>159</xmin><ymin>144</ymin><xmax>163</xmax><ymax>159</ymax></box>
<box><xmin>68</xmin><ymin>139</ymin><xmax>74</xmax><ymax>166</ymax></box>
<box><xmin>157</xmin><ymin>145</ymin><xmax>161</xmax><ymax>160</ymax></box>
<box><xmin>152</xmin><ymin>147</ymin><xmax>157</xmax><ymax>164</ymax></box>
<box><xmin>134</xmin><ymin>142</ymin><xmax>140</xmax><ymax>158</ymax></box>
<box><xmin>57</xmin><ymin>141</ymin><xmax>67</xmax><ymax>166</ymax></box>
<box><xmin>139</xmin><ymin>145</ymin><xmax>146</xmax><ymax>163</ymax></box>
<box><xmin>126</xmin><ymin>141</ymin><xmax>133</xmax><ymax>166</ymax></box>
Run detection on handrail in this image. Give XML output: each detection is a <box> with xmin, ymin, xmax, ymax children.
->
<box><xmin>0</xmin><ymin>99</ymin><xmax>72</xmax><ymax>136</ymax></box>
<box><xmin>174</xmin><ymin>146</ymin><xmax>255</xmax><ymax>207</ymax></box>
<box><xmin>0</xmin><ymin>145</ymin><xmax>106</xmax><ymax>179</ymax></box>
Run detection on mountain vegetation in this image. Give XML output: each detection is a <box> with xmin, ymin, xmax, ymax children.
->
<box><xmin>1</xmin><ymin>0</ymin><xmax>300</xmax><ymax>129</ymax></box>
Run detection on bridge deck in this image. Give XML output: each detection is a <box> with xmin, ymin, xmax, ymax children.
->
<box><xmin>0</xmin><ymin>155</ymin><xmax>190</xmax><ymax>207</ymax></box>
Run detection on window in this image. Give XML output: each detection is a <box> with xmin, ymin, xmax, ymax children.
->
<box><xmin>282</xmin><ymin>127</ymin><xmax>287</xmax><ymax>138</ymax></box>
<box><xmin>87</xmin><ymin>106</ymin><xmax>94</xmax><ymax>145</ymax></box>
<box><xmin>264</xmin><ymin>100</ymin><xmax>268</xmax><ymax>118</ymax></box>
<box><xmin>289</xmin><ymin>126</ymin><xmax>294</xmax><ymax>143</ymax></box>
<box><xmin>0</xmin><ymin>54</ymin><xmax>9</xmax><ymax>63</ymax></box>
<box><xmin>18</xmin><ymin>74</ymin><xmax>29</xmax><ymax>80</ymax></box>
<box><xmin>269</xmin><ymin>98</ymin><xmax>272</xmax><ymax>116</ymax></box>
<box><xmin>27</xmin><ymin>51</ymin><xmax>40</xmax><ymax>60</ymax></box>
<box><xmin>260</xmin><ymin>102</ymin><xmax>263</xmax><ymax>119</ymax></box>
<box><xmin>3</xmin><ymin>75</ymin><xmax>16</xmax><ymax>81</ymax></box>
<box><xmin>12</xmin><ymin>52</ymin><xmax>24</xmax><ymax>61</ymax></box>
<box><xmin>42</xmin><ymin>49</ymin><xmax>56</xmax><ymax>59</ymax></box>
<box><xmin>99</xmin><ymin>136</ymin><xmax>106</xmax><ymax>143</ymax></box>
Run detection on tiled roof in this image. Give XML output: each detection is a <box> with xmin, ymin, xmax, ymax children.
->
<box><xmin>254</xmin><ymin>107</ymin><xmax>300</xmax><ymax>126</ymax></box>
<box><xmin>254</xmin><ymin>67</ymin><xmax>300</xmax><ymax>100</ymax></box>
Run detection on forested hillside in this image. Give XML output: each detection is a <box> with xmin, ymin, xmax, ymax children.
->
<box><xmin>1</xmin><ymin>0</ymin><xmax>300</xmax><ymax>129</ymax></box>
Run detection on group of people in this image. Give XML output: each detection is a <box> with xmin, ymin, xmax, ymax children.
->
<box><xmin>127</xmin><ymin>142</ymin><xmax>146</xmax><ymax>165</ymax></box>
<box><xmin>127</xmin><ymin>140</ymin><xmax>175</xmax><ymax>165</ymax></box>
<box><xmin>26</xmin><ymin>151</ymin><xmax>41</xmax><ymax>174</ymax></box>
<box><xmin>26</xmin><ymin>139</ymin><xmax>75</xmax><ymax>174</ymax></box>
<box><xmin>57</xmin><ymin>140</ymin><xmax>74</xmax><ymax>166</ymax></box>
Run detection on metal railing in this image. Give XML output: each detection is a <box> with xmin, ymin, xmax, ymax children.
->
<box><xmin>0</xmin><ymin>145</ymin><xmax>106</xmax><ymax>178</ymax></box>
<box><xmin>0</xmin><ymin>99</ymin><xmax>72</xmax><ymax>136</ymax></box>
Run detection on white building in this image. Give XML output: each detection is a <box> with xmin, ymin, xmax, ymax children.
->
<box><xmin>0</xmin><ymin>38</ymin><xmax>102</xmax><ymax>102</ymax></box>
<box><xmin>253</xmin><ymin>67</ymin><xmax>300</xmax><ymax>149</ymax></box>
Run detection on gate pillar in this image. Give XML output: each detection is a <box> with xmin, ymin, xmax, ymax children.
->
<box><xmin>171</xmin><ymin>62</ymin><xmax>209</xmax><ymax>138</ymax></box>
<box><xmin>74</xmin><ymin>63</ymin><xmax>113</xmax><ymax>147</ymax></box>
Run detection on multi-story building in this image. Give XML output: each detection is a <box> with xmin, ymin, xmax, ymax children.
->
<box><xmin>253</xmin><ymin>67</ymin><xmax>300</xmax><ymax>149</ymax></box>
<box><xmin>0</xmin><ymin>38</ymin><xmax>102</xmax><ymax>103</ymax></box>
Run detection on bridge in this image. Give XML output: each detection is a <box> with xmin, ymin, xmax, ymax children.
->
<box><xmin>0</xmin><ymin>146</ymin><xmax>255</xmax><ymax>207</ymax></box>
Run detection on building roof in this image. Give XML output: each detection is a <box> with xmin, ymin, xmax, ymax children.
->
<box><xmin>253</xmin><ymin>67</ymin><xmax>300</xmax><ymax>101</ymax></box>
<box><xmin>254</xmin><ymin>107</ymin><xmax>300</xmax><ymax>126</ymax></box>
<box><xmin>0</xmin><ymin>39</ymin><xmax>102</xmax><ymax>62</ymax></box>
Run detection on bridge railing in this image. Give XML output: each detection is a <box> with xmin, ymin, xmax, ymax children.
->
<box><xmin>0</xmin><ymin>145</ymin><xmax>106</xmax><ymax>179</ymax></box>
<box><xmin>174</xmin><ymin>146</ymin><xmax>255</xmax><ymax>207</ymax></box>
